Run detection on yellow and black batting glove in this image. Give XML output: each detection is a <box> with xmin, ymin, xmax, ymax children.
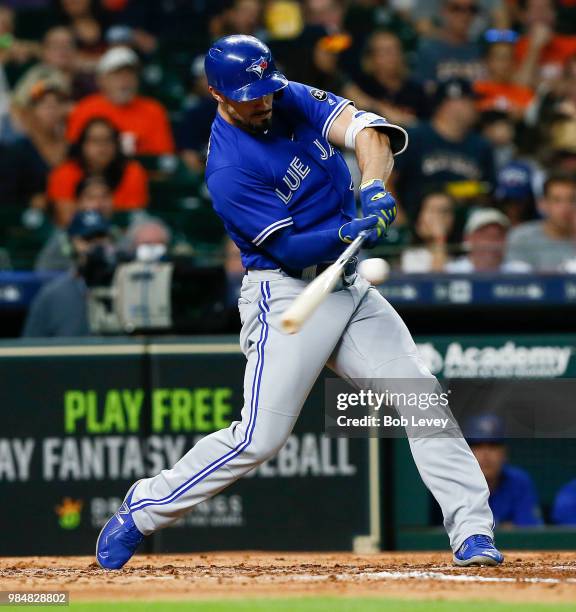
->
<box><xmin>359</xmin><ymin>179</ymin><xmax>397</xmax><ymax>231</ymax></box>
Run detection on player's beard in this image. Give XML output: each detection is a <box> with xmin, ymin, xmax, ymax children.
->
<box><xmin>225</xmin><ymin>103</ymin><xmax>273</xmax><ymax>135</ymax></box>
<box><xmin>233</xmin><ymin>113</ymin><xmax>273</xmax><ymax>135</ymax></box>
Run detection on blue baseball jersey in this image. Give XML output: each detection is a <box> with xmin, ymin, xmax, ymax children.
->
<box><xmin>552</xmin><ymin>478</ymin><xmax>576</xmax><ymax>525</ymax></box>
<box><xmin>489</xmin><ymin>464</ymin><xmax>543</xmax><ymax>527</ymax></box>
<box><xmin>206</xmin><ymin>81</ymin><xmax>356</xmax><ymax>270</ymax></box>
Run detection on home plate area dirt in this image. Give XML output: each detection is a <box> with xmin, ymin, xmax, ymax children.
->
<box><xmin>1</xmin><ymin>552</ymin><xmax>575</xmax><ymax>603</ymax></box>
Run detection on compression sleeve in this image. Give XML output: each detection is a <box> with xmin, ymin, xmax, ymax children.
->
<box><xmin>263</xmin><ymin>225</ymin><xmax>345</xmax><ymax>269</ymax></box>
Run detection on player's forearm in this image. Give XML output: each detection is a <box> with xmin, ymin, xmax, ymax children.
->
<box><xmin>263</xmin><ymin>226</ymin><xmax>344</xmax><ymax>269</ymax></box>
<box><xmin>355</xmin><ymin>129</ymin><xmax>394</xmax><ymax>186</ymax></box>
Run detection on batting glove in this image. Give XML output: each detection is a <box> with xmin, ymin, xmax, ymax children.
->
<box><xmin>359</xmin><ymin>179</ymin><xmax>397</xmax><ymax>231</ymax></box>
<box><xmin>338</xmin><ymin>215</ymin><xmax>383</xmax><ymax>248</ymax></box>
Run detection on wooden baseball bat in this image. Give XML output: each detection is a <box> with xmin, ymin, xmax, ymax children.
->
<box><xmin>280</xmin><ymin>230</ymin><xmax>369</xmax><ymax>334</ymax></box>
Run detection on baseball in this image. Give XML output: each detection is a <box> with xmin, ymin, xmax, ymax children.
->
<box><xmin>358</xmin><ymin>258</ymin><xmax>390</xmax><ymax>284</ymax></box>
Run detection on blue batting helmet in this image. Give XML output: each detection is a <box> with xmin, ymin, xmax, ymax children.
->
<box><xmin>204</xmin><ymin>35</ymin><xmax>288</xmax><ymax>102</ymax></box>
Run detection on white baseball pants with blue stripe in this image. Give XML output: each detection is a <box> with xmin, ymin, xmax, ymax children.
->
<box><xmin>129</xmin><ymin>269</ymin><xmax>493</xmax><ymax>551</ymax></box>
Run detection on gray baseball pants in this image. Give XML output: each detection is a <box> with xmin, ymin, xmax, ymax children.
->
<box><xmin>128</xmin><ymin>269</ymin><xmax>493</xmax><ymax>551</ymax></box>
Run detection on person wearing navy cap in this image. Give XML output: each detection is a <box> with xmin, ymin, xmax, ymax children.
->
<box><xmin>494</xmin><ymin>160</ymin><xmax>536</xmax><ymax>226</ymax></box>
<box><xmin>393</xmin><ymin>77</ymin><xmax>496</xmax><ymax>219</ymax></box>
<box><xmin>465</xmin><ymin>413</ymin><xmax>544</xmax><ymax>527</ymax></box>
<box><xmin>22</xmin><ymin>210</ymin><xmax>112</xmax><ymax>338</ymax></box>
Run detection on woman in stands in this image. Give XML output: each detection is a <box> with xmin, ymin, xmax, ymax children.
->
<box><xmin>47</xmin><ymin>116</ymin><xmax>148</xmax><ymax>225</ymax></box>
<box><xmin>2</xmin><ymin>78</ymin><xmax>69</xmax><ymax>215</ymax></box>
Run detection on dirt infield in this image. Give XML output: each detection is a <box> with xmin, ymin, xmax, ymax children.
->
<box><xmin>1</xmin><ymin>552</ymin><xmax>575</xmax><ymax>603</ymax></box>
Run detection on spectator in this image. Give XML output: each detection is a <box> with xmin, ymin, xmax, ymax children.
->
<box><xmin>213</xmin><ymin>0</ymin><xmax>264</xmax><ymax>39</ymax></box>
<box><xmin>393</xmin><ymin>78</ymin><xmax>495</xmax><ymax>218</ymax></box>
<box><xmin>107</xmin><ymin>0</ymin><xmax>215</xmax><ymax>49</ymax></box>
<box><xmin>414</xmin><ymin>0</ymin><xmax>484</xmax><ymax>85</ymax></box>
<box><xmin>407</xmin><ymin>0</ymin><xmax>510</xmax><ymax>39</ymax></box>
<box><xmin>343</xmin><ymin>30</ymin><xmax>430</xmax><ymax>127</ymax></box>
<box><xmin>275</xmin><ymin>29</ymin><xmax>351</xmax><ymax>93</ymax></box>
<box><xmin>465</xmin><ymin>413</ymin><xmax>544</xmax><ymax>527</ymax></box>
<box><xmin>478</xmin><ymin>111</ymin><xmax>517</xmax><ymax>171</ymax></box>
<box><xmin>53</xmin><ymin>0</ymin><xmax>109</xmax><ymax>61</ymax></box>
<box><xmin>401</xmin><ymin>191</ymin><xmax>456</xmax><ymax>273</ymax></box>
<box><xmin>12</xmin><ymin>26</ymin><xmax>95</xmax><ymax>106</ymax></box>
<box><xmin>22</xmin><ymin>209</ymin><xmax>112</xmax><ymax>338</ymax></box>
<box><xmin>0</xmin><ymin>5</ymin><xmax>39</xmax><ymax>141</ymax></box>
<box><xmin>303</xmin><ymin>0</ymin><xmax>345</xmax><ymax>33</ymax></box>
<box><xmin>474</xmin><ymin>33</ymin><xmax>535</xmax><ymax>119</ymax></box>
<box><xmin>0</xmin><ymin>78</ymin><xmax>68</xmax><ymax>208</ymax></box>
<box><xmin>552</xmin><ymin>479</ymin><xmax>576</xmax><ymax>525</ymax></box>
<box><xmin>539</xmin><ymin>54</ymin><xmax>576</xmax><ymax>124</ymax></box>
<box><xmin>176</xmin><ymin>55</ymin><xmax>216</xmax><ymax>174</ymax></box>
<box><xmin>548</xmin><ymin>118</ymin><xmax>576</xmax><ymax>175</ymax></box>
<box><xmin>535</xmin><ymin>54</ymin><xmax>576</xmax><ymax>155</ymax></box>
<box><xmin>48</xmin><ymin>117</ymin><xmax>148</xmax><ymax>226</ymax></box>
<box><xmin>343</xmin><ymin>0</ymin><xmax>418</xmax><ymax>54</ymax></box>
<box><xmin>67</xmin><ymin>46</ymin><xmax>175</xmax><ymax>155</ymax></box>
<box><xmin>264</xmin><ymin>0</ymin><xmax>304</xmax><ymax>40</ymax></box>
<box><xmin>515</xmin><ymin>0</ymin><xmax>576</xmax><ymax>87</ymax></box>
<box><xmin>494</xmin><ymin>160</ymin><xmax>537</xmax><ymax>226</ymax></box>
<box><xmin>124</xmin><ymin>216</ymin><xmax>171</xmax><ymax>262</ymax></box>
<box><xmin>0</xmin><ymin>138</ymin><xmax>45</xmax><ymax>205</ymax></box>
<box><xmin>505</xmin><ymin>173</ymin><xmax>576</xmax><ymax>270</ymax></box>
<box><xmin>447</xmin><ymin>208</ymin><xmax>531</xmax><ymax>273</ymax></box>
<box><xmin>36</xmin><ymin>175</ymin><xmax>114</xmax><ymax>271</ymax></box>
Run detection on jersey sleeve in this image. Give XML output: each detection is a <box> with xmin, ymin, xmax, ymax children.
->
<box><xmin>552</xmin><ymin>481</ymin><xmax>576</xmax><ymax>525</ymax></box>
<box><xmin>276</xmin><ymin>81</ymin><xmax>352</xmax><ymax>141</ymax></box>
<box><xmin>208</xmin><ymin>167</ymin><xmax>293</xmax><ymax>246</ymax></box>
<box><xmin>278</xmin><ymin>81</ymin><xmax>408</xmax><ymax>155</ymax></box>
<box><xmin>511</xmin><ymin>474</ymin><xmax>544</xmax><ymax>527</ymax></box>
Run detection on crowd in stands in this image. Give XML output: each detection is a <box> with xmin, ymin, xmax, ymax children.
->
<box><xmin>0</xmin><ymin>0</ymin><xmax>576</xmax><ymax>325</ymax></box>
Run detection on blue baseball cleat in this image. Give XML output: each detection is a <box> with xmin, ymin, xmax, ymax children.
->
<box><xmin>96</xmin><ymin>481</ymin><xmax>144</xmax><ymax>570</ymax></box>
<box><xmin>453</xmin><ymin>534</ymin><xmax>504</xmax><ymax>566</ymax></box>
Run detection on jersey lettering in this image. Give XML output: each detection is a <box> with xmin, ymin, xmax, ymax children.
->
<box><xmin>313</xmin><ymin>139</ymin><xmax>335</xmax><ymax>160</ymax></box>
<box><xmin>274</xmin><ymin>156</ymin><xmax>311</xmax><ymax>204</ymax></box>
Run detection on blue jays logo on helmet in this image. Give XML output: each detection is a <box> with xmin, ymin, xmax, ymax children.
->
<box><xmin>246</xmin><ymin>56</ymin><xmax>269</xmax><ymax>79</ymax></box>
<box><xmin>205</xmin><ymin>35</ymin><xmax>288</xmax><ymax>102</ymax></box>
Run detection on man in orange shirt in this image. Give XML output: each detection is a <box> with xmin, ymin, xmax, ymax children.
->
<box><xmin>514</xmin><ymin>0</ymin><xmax>576</xmax><ymax>86</ymax></box>
<box><xmin>67</xmin><ymin>46</ymin><xmax>175</xmax><ymax>155</ymax></box>
<box><xmin>474</xmin><ymin>37</ymin><xmax>534</xmax><ymax>118</ymax></box>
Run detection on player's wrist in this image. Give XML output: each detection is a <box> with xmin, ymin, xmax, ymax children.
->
<box><xmin>360</xmin><ymin>178</ymin><xmax>386</xmax><ymax>192</ymax></box>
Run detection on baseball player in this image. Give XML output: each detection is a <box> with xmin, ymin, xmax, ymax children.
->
<box><xmin>97</xmin><ymin>35</ymin><xmax>503</xmax><ymax>569</ymax></box>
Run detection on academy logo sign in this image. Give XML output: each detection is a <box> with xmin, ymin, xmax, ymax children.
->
<box><xmin>246</xmin><ymin>56</ymin><xmax>268</xmax><ymax>78</ymax></box>
<box><xmin>417</xmin><ymin>341</ymin><xmax>572</xmax><ymax>378</ymax></box>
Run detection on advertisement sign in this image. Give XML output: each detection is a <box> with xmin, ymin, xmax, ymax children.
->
<box><xmin>0</xmin><ymin>343</ymin><xmax>369</xmax><ymax>555</ymax></box>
